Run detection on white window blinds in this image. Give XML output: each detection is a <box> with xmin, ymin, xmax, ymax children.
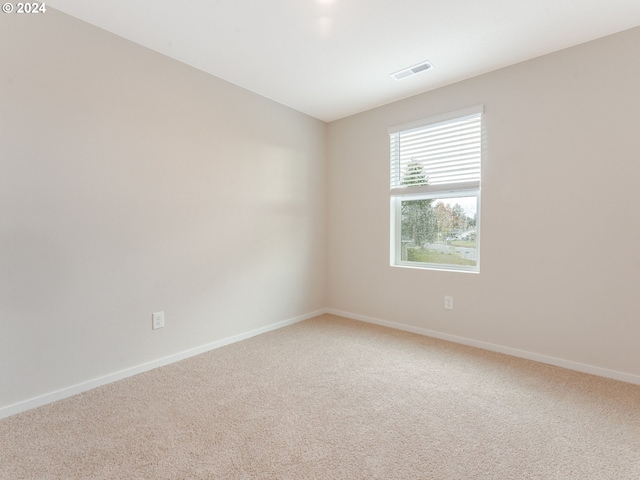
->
<box><xmin>389</xmin><ymin>106</ymin><xmax>483</xmax><ymax>195</ymax></box>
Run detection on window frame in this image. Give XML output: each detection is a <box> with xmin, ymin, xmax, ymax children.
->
<box><xmin>389</xmin><ymin>106</ymin><xmax>483</xmax><ymax>273</ymax></box>
<box><xmin>390</xmin><ymin>190</ymin><xmax>481</xmax><ymax>272</ymax></box>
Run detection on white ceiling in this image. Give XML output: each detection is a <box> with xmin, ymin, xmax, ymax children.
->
<box><xmin>48</xmin><ymin>0</ymin><xmax>640</xmax><ymax>122</ymax></box>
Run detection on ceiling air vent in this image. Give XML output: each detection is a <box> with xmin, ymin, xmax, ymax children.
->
<box><xmin>391</xmin><ymin>61</ymin><xmax>434</xmax><ymax>80</ymax></box>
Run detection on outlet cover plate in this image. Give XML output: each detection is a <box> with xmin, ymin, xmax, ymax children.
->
<box><xmin>152</xmin><ymin>311</ymin><xmax>165</xmax><ymax>330</ymax></box>
<box><xmin>444</xmin><ymin>296</ymin><xmax>454</xmax><ymax>310</ymax></box>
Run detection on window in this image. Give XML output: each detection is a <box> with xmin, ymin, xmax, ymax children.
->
<box><xmin>389</xmin><ymin>106</ymin><xmax>483</xmax><ymax>272</ymax></box>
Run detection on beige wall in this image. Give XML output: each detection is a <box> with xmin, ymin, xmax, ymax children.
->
<box><xmin>0</xmin><ymin>10</ymin><xmax>326</xmax><ymax>408</ymax></box>
<box><xmin>327</xmin><ymin>27</ymin><xmax>640</xmax><ymax>378</ymax></box>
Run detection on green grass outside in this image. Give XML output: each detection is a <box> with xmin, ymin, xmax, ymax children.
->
<box><xmin>407</xmin><ymin>248</ymin><xmax>475</xmax><ymax>266</ymax></box>
<box><xmin>449</xmin><ymin>240</ymin><xmax>476</xmax><ymax>248</ymax></box>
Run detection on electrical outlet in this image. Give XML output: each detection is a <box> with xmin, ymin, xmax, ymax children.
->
<box><xmin>444</xmin><ymin>296</ymin><xmax>454</xmax><ymax>310</ymax></box>
<box><xmin>152</xmin><ymin>311</ymin><xmax>165</xmax><ymax>330</ymax></box>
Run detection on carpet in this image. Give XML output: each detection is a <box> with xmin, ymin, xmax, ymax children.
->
<box><xmin>1</xmin><ymin>314</ymin><xmax>639</xmax><ymax>479</ymax></box>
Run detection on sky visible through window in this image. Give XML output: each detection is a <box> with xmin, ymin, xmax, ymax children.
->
<box><xmin>435</xmin><ymin>196</ymin><xmax>476</xmax><ymax>220</ymax></box>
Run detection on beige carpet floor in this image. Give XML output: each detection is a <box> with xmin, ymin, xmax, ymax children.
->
<box><xmin>1</xmin><ymin>314</ymin><xmax>639</xmax><ymax>479</ymax></box>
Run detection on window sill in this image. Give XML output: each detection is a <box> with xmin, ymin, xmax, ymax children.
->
<box><xmin>391</xmin><ymin>262</ymin><xmax>479</xmax><ymax>274</ymax></box>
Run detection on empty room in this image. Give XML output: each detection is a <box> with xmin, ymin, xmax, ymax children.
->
<box><xmin>1</xmin><ymin>1</ymin><xmax>640</xmax><ymax>478</ymax></box>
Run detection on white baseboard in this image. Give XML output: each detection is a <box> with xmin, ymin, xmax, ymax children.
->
<box><xmin>0</xmin><ymin>309</ymin><xmax>324</xmax><ymax>420</ymax></box>
<box><xmin>326</xmin><ymin>308</ymin><xmax>640</xmax><ymax>386</ymax></box>
<box><xmin>4</xmin><ymin>307</ymin><xmax>638</xmax><ymax>420</ymax></box>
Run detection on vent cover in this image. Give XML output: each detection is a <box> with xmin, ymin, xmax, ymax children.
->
<box><xmin>391</xmin><ymin>61</ymin><xmax>434</xmax><ymax>80</ymax></box>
